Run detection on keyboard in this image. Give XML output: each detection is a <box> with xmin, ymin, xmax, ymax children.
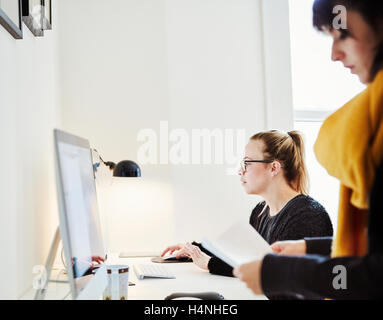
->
<box><xmin>133</xmin><ymin>264</ymin><xmax>176</xmax><ymax>280</ymax></box>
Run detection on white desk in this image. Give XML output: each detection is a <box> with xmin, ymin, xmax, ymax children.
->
<box><xmin>21</xmin><ymin>253</ymin><xmax>267</xmax><ymax>300</ymax></box>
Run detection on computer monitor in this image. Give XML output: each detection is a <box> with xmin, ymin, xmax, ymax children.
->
<box><xmin>54</xmin><ymin>129</ymin><xmax>107</xmax><ymax>299</ymax></box>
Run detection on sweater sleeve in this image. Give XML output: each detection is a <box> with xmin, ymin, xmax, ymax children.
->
<box><xmin>207</xmin><ymin>256</ymin><xmax>234</xmax><ymax>277</ymax></box>
<box><xmin>304</xmin><ymin>237</ymin><xmax>333</xmax><ymax>256</ymax></box>
<box><xmin>261</xmin><ymin>252</ymin><xmax>383</xmax><ymax>299</ymax></box>
<box><xmin>192</xmin><ymin>241</ymin><xmax>235</xmax><ymax>277</ymax></box>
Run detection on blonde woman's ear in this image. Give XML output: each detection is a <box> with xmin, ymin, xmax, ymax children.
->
<box><xmin>271</xmin><ymin>161</ymin><xmax>282</xmax><ymax>175</ymax></box>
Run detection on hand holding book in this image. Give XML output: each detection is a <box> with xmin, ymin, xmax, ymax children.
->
<box><xmin>201</xmin><ymin>221</ymin><xmax>272</xmax><ymax>268</ymax></box>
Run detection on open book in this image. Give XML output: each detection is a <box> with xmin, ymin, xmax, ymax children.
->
<box><xmin>201</xmin><ymin>221</ymin><xmax>273</xmax><ymax>268</ymax></box>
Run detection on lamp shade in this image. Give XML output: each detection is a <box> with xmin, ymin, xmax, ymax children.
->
<box><xmin>113</xmin><ymin>160</ymin><xmax>141</xmax><ymax>177</ymax></box>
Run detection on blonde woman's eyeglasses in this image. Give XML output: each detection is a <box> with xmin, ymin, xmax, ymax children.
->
<box><xmin>239</xmin><ymin>159</ymin><xmax>273</xmax><ymax>172</ymax></box>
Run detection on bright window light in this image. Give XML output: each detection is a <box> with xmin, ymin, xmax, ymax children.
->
<box><xmin>289</xmin><ymin>0</ymin><xmax>366</xmax><ymax>229</ymax></box>
<box><xmin>289</xmin><ymin>0</ymin><xmax>365</xmax><ymax>113</ymax></box>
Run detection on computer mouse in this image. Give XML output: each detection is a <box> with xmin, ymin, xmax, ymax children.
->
<box><xmin>164</xmin><ymin>255</ymin><xmax>191</xmax><ymax>262</ymax></box>
<box><xmin>151</xmin><ymin>256</ymin><xmax>192</xmax><ymax>263</ymax></box>
<box><xmin>165</xmin><ymin>292</ymin><xmax>224</xmax><ymax>300</ymax></box>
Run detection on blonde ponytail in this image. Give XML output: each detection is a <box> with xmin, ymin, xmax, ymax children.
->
<box><xmin>250</xmin><ymin>130</ymin><xmax>309</xmax><ymax>194</ymax></box>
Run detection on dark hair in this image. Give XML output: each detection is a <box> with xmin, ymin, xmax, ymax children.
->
<box><xmin>250</xmin><ymin>130</ymin><xmax>309</xmax><ymax>195</ymax></box>
<box><xmin>313</xmin><ymin>0</ymin><xmax>383</xmax><ymax>81</ymax></box>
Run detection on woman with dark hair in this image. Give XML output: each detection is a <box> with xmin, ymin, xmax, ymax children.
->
<box><xmin>234</xmin><ymin>0</ymin><xmax>383</xmax><ymax>299</ymax></box>
<box><xmin>161</xmin><ymin>130</ymin><xmax>333</xmax><ymax>300</ymax></box>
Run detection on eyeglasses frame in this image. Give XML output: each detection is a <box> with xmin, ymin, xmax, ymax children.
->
<box><xmin>240</xmin><ymin>159</ymin><xmax>274</xmax><ymax>172</ymax></box>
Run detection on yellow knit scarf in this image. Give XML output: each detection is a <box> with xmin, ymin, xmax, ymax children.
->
<box><xmin>314</xmin><ymin>69</ymin><xmax>383</xmax><ymax>257</ymax></box>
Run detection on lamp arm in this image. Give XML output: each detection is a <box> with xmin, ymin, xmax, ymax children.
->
<box><xmin>92</xmin><ymin>149</ymin><xmax>116</xmax><ymax>171</ymax></box>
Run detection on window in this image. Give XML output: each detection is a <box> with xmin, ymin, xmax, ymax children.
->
<box><xmin>288</xmin><ymin>0</ymin><xmax>365</xmax><ymax>230</ymax></box>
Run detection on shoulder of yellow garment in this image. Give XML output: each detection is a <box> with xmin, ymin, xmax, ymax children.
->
<box><xmin>314</xmin><ymin>68</ymin><xmax>383</xmax><ymax>209</ymax></box>
<box><xmin>318</xmin><ymin>68</ymin><xmax>383</xmax><ymax>126</ymax></box>
<box><xmin>369</xmin><ymin>70</ymin><xmax>383</xmax><ymax>112</ymax></box>
<box><xmin>371</xmin><ymin>69</ymin><xmax>383</xmax><ymax>90</ymax></box>
<box><xmin>331</xmin><ymin>68</ymin><xmax>383</xmax><ymax>116</ymax></box>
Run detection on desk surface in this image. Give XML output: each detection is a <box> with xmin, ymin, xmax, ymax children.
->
<box><xmin>21</xmin><ymin>254</ymin><xmax>267</xmax><ymax>300</ymax></box>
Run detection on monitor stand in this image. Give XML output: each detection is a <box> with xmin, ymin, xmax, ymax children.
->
<box><xmin>35</xmin><ymin>226</ymin><xmax>108</xmax><ymax>300</ymax></box>
<box><xmin>34</xmin><ymin>227</ymin><xmax>69</xmax><ymax>300</ymax></box>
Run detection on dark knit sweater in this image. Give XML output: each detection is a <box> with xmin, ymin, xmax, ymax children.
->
<box><xmin>194</xmin><ymin>194</ymin><xmax>333</xmax><ymax>278</ymax></box>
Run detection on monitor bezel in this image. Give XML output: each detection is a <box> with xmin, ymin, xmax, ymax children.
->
<box><xmin>53</xmin><ymin>128</ymin><xmax>101</xmax><ymax>299</ymax></box>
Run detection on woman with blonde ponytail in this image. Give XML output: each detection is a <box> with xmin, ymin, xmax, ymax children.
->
<box><xmin>161</xmin><ymin>130</ymin><xmax>333</xmax><ymax>299</ymax></box>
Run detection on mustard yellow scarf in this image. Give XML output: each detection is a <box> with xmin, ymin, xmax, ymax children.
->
<box><xmin>314</xmin><ymin>69</ymin><xmax>383</xmax><ymax>257</ymax></box>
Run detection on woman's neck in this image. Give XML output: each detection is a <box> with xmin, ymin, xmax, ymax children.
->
<box><xmin>262</xmin><ymin>185</ymin><xmax>301</xmax><ymax>217</ymax></box>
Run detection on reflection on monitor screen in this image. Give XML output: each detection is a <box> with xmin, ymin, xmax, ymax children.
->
<box><xmin>56</xmin><ymin>134</ymin><xmax>105</xmax><ymax>293</ymax></box>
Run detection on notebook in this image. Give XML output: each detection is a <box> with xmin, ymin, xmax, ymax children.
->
<box><xmin>201</xmin><ymin>221</ymin><xmax>273</xmax><ymax>268</ymax></box>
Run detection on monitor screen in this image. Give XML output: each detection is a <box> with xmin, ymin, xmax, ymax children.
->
<box><xmin>54</xmin><ymin>129</ymin><xmax>105</xmax><ymax>297</ymax></box>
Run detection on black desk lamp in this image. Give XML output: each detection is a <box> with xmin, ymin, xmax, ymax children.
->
<box><xmin>92</xmin><ymin>149</ymin><xmax>141</xmax><ymax>177</ymax></box>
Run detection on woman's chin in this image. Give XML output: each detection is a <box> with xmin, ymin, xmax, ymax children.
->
<box><xmin>242</xmin><ymin>185</ymin><xmax>253</xmax><ymax>194</ymax></box>
<box><xmin>357</xmin><ymin>71</ymin><xmax>370</xmax><ymax>84</ymax></box>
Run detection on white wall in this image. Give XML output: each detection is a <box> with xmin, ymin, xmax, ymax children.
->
<box><xmin>0</xmin><ymin>3</ymin><xmax>61</xmax><ymax>299</ymax></box>
<box><xmin>57</xmin><ymin>0</ymin><xmax>175</xmax><ymax>253</ymax></box>
<box><xmin>261</xmin><ymin>0</ymin><xmax>294</xmax><ymax>130</ymax></box>
<box><xmin>58</xmin><ymin>0</ymin><xmax>294</xmax><ymax>251</ymax></box>
<box><xmin>165</xmin><ymin>0</ymin><xmax>266</xmax><ymax>241</ymax></box>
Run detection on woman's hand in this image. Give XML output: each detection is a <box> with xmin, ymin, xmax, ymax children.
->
<box><xmin>233</xmin><ymin>260</ymin><xmax>264</xmax><ymax>295</ymax></box>
<box><xmin>89</xmin><ymin>255</ymin><xmax>105</xmax><ymax>270</ymax></box>
<box><xmin>184</xmin><ymin>243</ymin><xmax>211</xmax><ymax>270</ymax></box>
<box><xmin>271</xmin><ymin>239</ymin><xmax>306</xmax><ymax>256</ymax></box>
<box><xmin>161</xmin><ymin>243</ymin><xmax>190</xmax><ymax>258</ymax></box>
<box><xmin>91</xmin><ymin>255</ymin><xmax>105</xmax><ymax>264</ymax></box>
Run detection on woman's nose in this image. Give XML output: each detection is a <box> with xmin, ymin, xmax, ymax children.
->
<box><xmin>331</xmin><ymin>43</ymin><xmax>345</xmax><ymax>62</ymax></box>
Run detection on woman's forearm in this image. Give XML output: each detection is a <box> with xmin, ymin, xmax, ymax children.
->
<box><xmin>261</xmin><ymin>252</ymin><xmax>383</xmax><ymax>299</ymax></box>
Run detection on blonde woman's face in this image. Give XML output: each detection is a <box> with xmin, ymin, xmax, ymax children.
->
<box><xmin>239</xmin><ymin>140</ymin><xmax>272</xmax><ymax>195</ymax></box>
<box><xmin>328</xmin><ymin>10</ymin><xmax>379</xmax><ymax>84</ymax></box>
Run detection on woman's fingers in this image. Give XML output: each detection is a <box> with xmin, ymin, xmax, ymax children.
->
<box><xmin>164</xmin><ymin>243</ymin><xmax>205</xmax><ymax>262</ymax></box>
<box><xmin>177</xmin><ymin>243</ymin><xmax>193</xmax><ymax>258</ymax></box>
<box><xmin>91</xmin><ymin>255</ymin><xmax>105</xmax><ymax>264</ymax></box>
<box><xmin>161</xmin><ymin>244</ymin><xmax>184</xmax><ymax>257</ymax></box>
<box><xmin>184</xmin><ymin>244</ymin><xmax>210</xmax><ymax>271</ymax></box>
<box><xmin>175</xmin><ymin>248</ymin><xmax>190</xmax><ymax>258</ymax></box>
<box><xmin>160</xmin><ymin>247</ymin><xmax>171</xmax><ymax>257</ymax></box>
<box><xmin>184</xmin><ymin>243</ymin><xmax>200</xmax><ymax>258</ymax></box>
<box><xmin>270</xmin><ymin>240</ymin><xmax>306</xmax><ymax>256</ymax></box>
<box><xmin>270</xmin><ymin>242</ymin><xmax>283</xmax><ymax>253</ymax></box>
